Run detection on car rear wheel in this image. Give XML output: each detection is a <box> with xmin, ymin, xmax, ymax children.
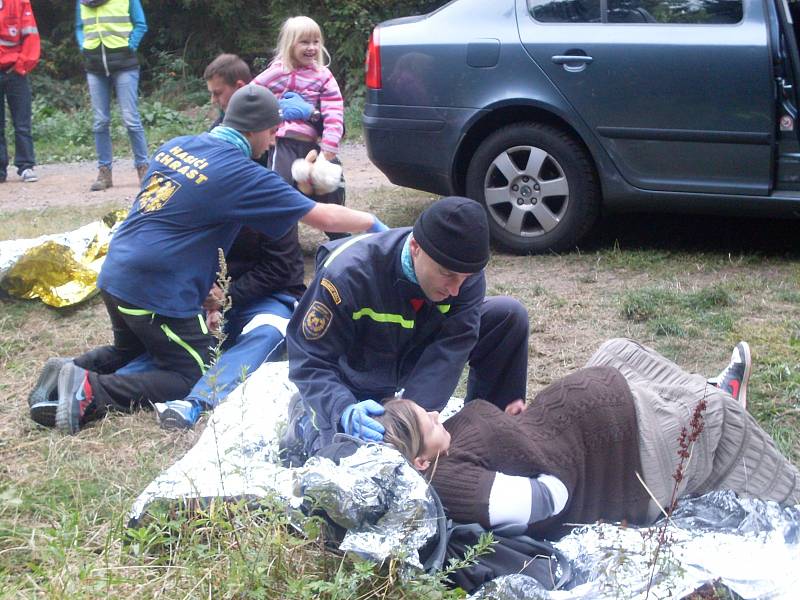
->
<box><xmin>466</xmin><ymin>123</ymin><xmax>600</xmax><ymax>254</ymax></box>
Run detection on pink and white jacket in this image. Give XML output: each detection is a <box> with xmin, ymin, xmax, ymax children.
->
<box><xmin>254</xmin><ymin>60</ymin><xmax>344</xmax><ymax>155</ymax></box>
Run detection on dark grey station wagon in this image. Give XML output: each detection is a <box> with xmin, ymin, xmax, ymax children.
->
<box><xmin>363</xmin><ymin>0</ymin><xmax>800</xmax><ymax>253</ymax></box>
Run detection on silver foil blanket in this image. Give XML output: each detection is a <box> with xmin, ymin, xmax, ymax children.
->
<box><xmin>469</xmin><ymin>490</ymin><xmax>800</xmax><ymax>599</ymax></box>
<box><xmin>129</xmin><ymin>361</ymin><xmax>441</xmax><ymax>568</ymax></box>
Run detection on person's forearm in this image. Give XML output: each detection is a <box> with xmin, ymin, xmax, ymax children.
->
<box><xmin>300</xmin><ymin>203</ymin><xmax>375</xmax><ymax>234</ymax></box>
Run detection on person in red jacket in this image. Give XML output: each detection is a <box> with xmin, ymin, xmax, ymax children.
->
<box><xmin>0</xmin><ymin>0</ymin><xmax>39</xmax><ymax>183</ymax></box>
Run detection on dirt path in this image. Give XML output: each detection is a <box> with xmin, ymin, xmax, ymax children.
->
<box><xmin>0</xmin><ymin>142</ymin><xmax>394</xmax><ymax>212</ymax></box>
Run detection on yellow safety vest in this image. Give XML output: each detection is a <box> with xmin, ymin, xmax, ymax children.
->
<box><xmin>80</xmin><ymin>0</ymin><xmax>132</xmax><ymax>50</ymax></box>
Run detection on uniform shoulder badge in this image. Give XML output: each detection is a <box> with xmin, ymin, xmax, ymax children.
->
<box><xmin>302</xmin><ymin>301</ymin><xmax>333</xmax><ymax>340</ymax></box>
<box><xmin>320</xmin><ymin>278</ymin><xmax>341</xmax><ymax>305</ymax></box>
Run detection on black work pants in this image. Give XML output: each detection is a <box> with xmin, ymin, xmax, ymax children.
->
<box><xmin>74</xmin><ymin>291</ymin><xmax>213</xmax><ymax>413</ymax></box>
<box><xmin>466</xmin><ymin>296</ymin><xmax>530</xmax><ymax>409</ymax></box>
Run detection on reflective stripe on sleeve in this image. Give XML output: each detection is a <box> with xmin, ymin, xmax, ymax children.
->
<box><xmin>322</xmin><ymin>234</ymin><xmax>372</xmax><ymax>269</ymax></box>
<box><xmin>352</xmin><ymin>307</ymin><xmax>414</xmax><ymax>329</ymax></box>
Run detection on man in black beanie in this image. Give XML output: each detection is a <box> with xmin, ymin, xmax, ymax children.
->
<box><xmin>286</xmin><ymin>196</ymin><xmax>530</xmax><ymax>458</ymax></box>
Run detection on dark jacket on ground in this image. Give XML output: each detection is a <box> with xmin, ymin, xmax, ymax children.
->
<box><xmin>431</xmin><ymin>366</ymin><xmax>651</xmax><ymax>539</ymax></box>
<box><xmin>227</xmin><ymin>225</ymin><xmax>305</xmax><ymax>306</ymax></box>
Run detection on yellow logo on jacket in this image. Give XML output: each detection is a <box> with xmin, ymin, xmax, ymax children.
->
<box><xmin>303</xmin><ymin>301</ymin><xmax>333</xmax><ymax>340</ymax></box>
<box><xmin>138</xmin><ymin>172</ymin><xmax>181</xmax><ymax>213</ymax></box>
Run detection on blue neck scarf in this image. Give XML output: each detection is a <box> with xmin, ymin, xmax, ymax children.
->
<box><xmin>209</xmin><ymin>126</ymin><xmax>251</xmax><ymax>158</ymax></box>
<box><xmin>401</xmin><ymin>234</ymin><xmax>418</xmax><ymax>285</ymax></box>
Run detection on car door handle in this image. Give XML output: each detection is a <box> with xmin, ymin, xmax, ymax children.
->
<box><xmin>551</xmin><ymin>55</ymin><xmax>594</xmax><ymax>65</ymax></box>
<box><xmin>551</xmin><ymin>54</ymin><xmax>593</xmax><ymax>73</ymax></box>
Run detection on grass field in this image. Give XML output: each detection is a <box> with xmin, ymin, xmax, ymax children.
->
<box><xmin>1</xmin><ymin>186</ymin><xmax>798</xmax><ymax>598</ymax></box>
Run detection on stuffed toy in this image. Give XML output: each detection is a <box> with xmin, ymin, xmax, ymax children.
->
<box><xmin>291</xmin><ymin>149</ymin><xmax>343</xmax><ymax>196</ymax></box>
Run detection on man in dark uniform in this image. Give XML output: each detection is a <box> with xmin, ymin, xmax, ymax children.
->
<box><xmin>287</xmin><ymin>196</ymin><xmax>530</xmax><ymax>457</ymax></box>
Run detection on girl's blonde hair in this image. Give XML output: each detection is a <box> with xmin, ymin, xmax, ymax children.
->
<box><xmin>274</xmin><ymin>15</ymin><xmax>331</xmax><ymax>71</ymax></box>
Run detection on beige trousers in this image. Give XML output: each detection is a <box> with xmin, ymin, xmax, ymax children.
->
<box><xmin>586</xmin><ymin>338</ymin><xmax>800</xmax><ymax>522</ymax></box>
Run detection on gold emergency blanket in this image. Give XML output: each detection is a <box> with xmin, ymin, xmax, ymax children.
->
<box><xmin>0</xmin><ymin>210</ymin><xmax>127</xmax><ymax>307</ymax></box>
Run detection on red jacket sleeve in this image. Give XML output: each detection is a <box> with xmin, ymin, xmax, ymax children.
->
<box><xmin>15</xmin><ymin>0</ymin><xmax>40</xmax><ymax>75</ymax></box>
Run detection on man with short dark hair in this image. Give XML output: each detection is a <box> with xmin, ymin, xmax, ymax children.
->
<box><xmin>203</xmin><ymin>53</ymin><xmax>252</xmax><ymax>128</ymax></box>
<box><xmin>287</xmin><ymin>196</ymin><xmax>530</xmax><ymax>457</ymax></box>
<box><xmin>40</xmin><ymin>85</ymin><xmax>387</xmax><ymax>435</ymax></box>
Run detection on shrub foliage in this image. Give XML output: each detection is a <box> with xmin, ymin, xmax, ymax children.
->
<box><xmin>35</xmin><ymin>0</ymin><xmax>447</xmax><ymax>97</ymax></box>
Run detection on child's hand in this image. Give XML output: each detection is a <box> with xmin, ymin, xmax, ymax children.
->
<box><xmin>279</xmin><ymin>92</ymin><xmax>314</xmax><ymax>121</ymax></box>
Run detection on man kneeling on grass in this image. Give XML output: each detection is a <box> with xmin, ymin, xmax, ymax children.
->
<box><xmin>27</xmin><ymin>84</ymin><xmax>387</xmax><ymax>435</ymax></box>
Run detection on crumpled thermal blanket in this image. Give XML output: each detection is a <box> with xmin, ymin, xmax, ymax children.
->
<box><xmin>128</xmin><ymin>361</ymin><xmax>442</xmax><ymax>569</ymax></box>
<box><xmin>467</xmin><ymin>490</ymin><xmax>800</xmax><ymax>599</ymax></box>
<box><xmin>129</xmin><ymin>361</ymin><xmax>800</xmax><ymax>598</ymax></box>
<box><xmin>0</xmin><ymin>209</ymin><xmax>126</xmax><ymax>307</ymax></box>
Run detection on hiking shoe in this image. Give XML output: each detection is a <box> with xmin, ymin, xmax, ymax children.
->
<box><xmin>30</xmin><ymin>400</ymin><xmax>59</xmax><ymax>428</ymax></box>
<box><xmin>136</xmin><ymin>163</ymin><xmax>149</xmax><ymax>185</ymax></box>
<box><xmin>21</xmin><ymin>168</ymin><xmax>38</xmax><ymax>182</ymax></box>
<box><xmin>90</xmin><ymin>166</ymin><xmax>112</xmax><ymax>191</ymax></box>
<box><xmin>55</xmin><ymin>363</ymin><xmax>96</xmax><ymax>435</ymax></box>
<box><xmin>29</xmin><ymin>357</ymin><xmax>72</xmax><ymax>427</ymax></box>
<box><xmin>155</xmin><ymin>399</ymin><xmax>201</xmax><ymax>430</ymax></box>
<box><xmin>28</xmin><ymin>357</ymin><xmax>72</xmax><ymax>407</ymax></box>
<box><xmin>711</xmin><ymin>341</ymin><xmax>752</xmax><ymax>409</ymax></box>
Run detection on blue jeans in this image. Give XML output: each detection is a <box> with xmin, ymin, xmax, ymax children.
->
<box><xmin>87</xmin><ymin>68</ymin><xmax>149</xmax><ymax>168</ymax></box>
<box><xmin>0</xmin><ymin>71</ymin><xmax>35</xmax><ymax>177</ymax></box>
<box><xmin>117</xmin><ymin>292</ymin><xmax>296</xmax><ymax>407</ymax></box>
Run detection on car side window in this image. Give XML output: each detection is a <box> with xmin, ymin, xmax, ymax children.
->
<box><xmin>607</xmin><ymin>0</ymin><xmax>743</xmax><ymax>23</ymax></box>
<box><xmin>529</xmin><ymin>0</ymin><xmax>601</xmax><ymax>23</ymax></box>
<box><xmin>528</xmin><ymin>0</ymin><xmax>743</xmax><ymax>24</ymax></box>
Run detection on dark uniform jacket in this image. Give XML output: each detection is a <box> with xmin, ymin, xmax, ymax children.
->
<box><xmin>287</xmin><ymin>228</ymin><xmax>486</xmax><ymax>452</ymax></box>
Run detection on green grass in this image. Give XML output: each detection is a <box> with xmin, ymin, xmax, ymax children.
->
<box><xmin>12</xmin><ymin>81</ymin><xmax>362</xmax><ymax>166</ymax></box>
<box><xmin>619</xmin><ymin>283</ymin><xmax>735</xmax><ymax>338</ymax></box>
<box><xmin>30</xmin><ymin>98</ymin><xmax>208</xmax><ymax>165</ymax></box>
<box><xmin>1</xmin><ymin>186</ymin><xmax>799</xmax><ymax>597</ymax></box>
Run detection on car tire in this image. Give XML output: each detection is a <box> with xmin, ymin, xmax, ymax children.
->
<box><xmin>466</xmin><ymin>122</ymin><xmax>600</xmax><ymax>254</ymax></box>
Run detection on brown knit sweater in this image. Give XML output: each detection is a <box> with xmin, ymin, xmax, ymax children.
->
<box><xmin>430</xmin><ymin>366</ymin><xmax>651</xmax><ymax>539</ymax></box>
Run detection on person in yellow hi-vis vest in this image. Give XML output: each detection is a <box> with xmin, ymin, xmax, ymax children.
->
<box><xmin>75</xmin><ymin>0</ymin><xmax>149</xmax><ymax>191</ymax></box>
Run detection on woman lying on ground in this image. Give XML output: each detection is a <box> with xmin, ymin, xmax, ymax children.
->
<box><xmin>375</xmin><ymin>338</ymin><xmax>800</xmax><ymax>539</ymax></box>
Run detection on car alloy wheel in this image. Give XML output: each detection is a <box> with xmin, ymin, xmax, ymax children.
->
<box><xmin>482</xmin><ymin>144</ymin><xmax>570</xmax><ymax>240</ymax></box>
<box><xmin>466</xmin><ymin>123</ymin><xmax>599</xmax><ymax>254</ymax></box>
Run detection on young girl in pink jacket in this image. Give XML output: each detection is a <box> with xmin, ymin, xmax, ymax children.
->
<box><xmin>254</xmin><ymin>16</ymin><xmax>346</xmax><ymax>235</ymax></box>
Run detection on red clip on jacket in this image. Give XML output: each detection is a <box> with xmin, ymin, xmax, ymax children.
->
<box><xmin>0</xmin><ymin>0</ymin><xmax>40</xmax><ymax>75</ymax></box>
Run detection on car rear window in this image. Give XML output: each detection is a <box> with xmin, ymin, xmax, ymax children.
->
<box><xmin>528</xmin><ymin>0</ymin><xmax>743</xmax><ymax>24</ymax></box>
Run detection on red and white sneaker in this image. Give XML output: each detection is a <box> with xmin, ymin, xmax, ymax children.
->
<box><xmin>710</xmin><ymin>341</ymin><xmax>752</xmax><ymax>410</ymax></box>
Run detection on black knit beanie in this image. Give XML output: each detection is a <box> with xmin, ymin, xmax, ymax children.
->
<box><xmin>222</xmin><ymin>84</ymin><xmax>281</xmax><ymax>132</ymax></box>
<box><xmin>412</xmin><ymin>196</ymin><xmax>490</xmax><ymax>273</ymax></box>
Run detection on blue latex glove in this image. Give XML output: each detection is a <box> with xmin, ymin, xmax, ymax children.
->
<box><xmin>340</xmin><ymin>400</ymin><xmax>386</xmax><ymax>442</ymax></box>
<box><xmin>279</xmin><ymin>92</ymin><xmax>314</xmax><ymax>121</ymax></box>
<box><xmin>367</xmin><ymin>216</ymin><xmax>390</xmax><ymax>233</ymax></box>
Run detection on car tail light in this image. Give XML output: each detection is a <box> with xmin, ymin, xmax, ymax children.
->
<box><xmin>365</xmin><ymin>27</ymin><xmax>381</xmax><ymax>89</ymax></box>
